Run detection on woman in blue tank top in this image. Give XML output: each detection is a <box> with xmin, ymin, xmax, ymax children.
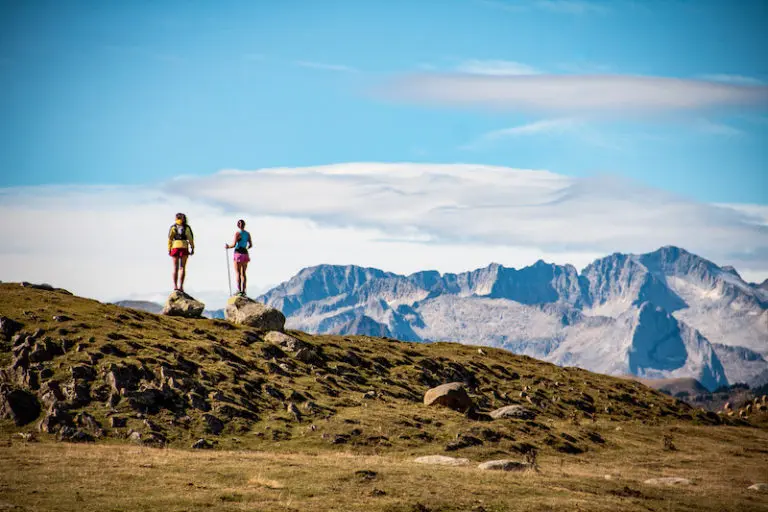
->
<box><xmin>225</xmin><ymin>219</ymin><xmax>253</xmax><ymax>296</ymax></box>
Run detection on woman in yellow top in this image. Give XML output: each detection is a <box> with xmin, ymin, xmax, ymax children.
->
<box><xmin>168</xmin><ymin>212</ymin><xmax>195</xmax><ymax>292</ymax></box>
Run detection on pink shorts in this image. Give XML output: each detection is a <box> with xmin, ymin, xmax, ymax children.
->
<box><xmin>170</xmin><ymin>248</ymin><xmax>189</xmax><ymax>258</ymax></box>
<box><xmin>234</xmin><ymin>252</ymin><xmax>250</xmax><ymax>263</ymax></box>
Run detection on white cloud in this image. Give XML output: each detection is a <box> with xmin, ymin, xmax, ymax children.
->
<box><xmin>380</xmin><ymin>74</ymin><xmax>768</xmax><ymax>114</ymax></box>
<box><xmin>1</xmin><ymin>164</ymin><xmax>766</xmax><ymax>307</ymax></box>
<box><xmin>295</xmin><ymin>61</ymin><xmax>358</xmax><ymax>73</ymax></box>
<box><xmin>461</xmin><ymin>118</ymin><xmax>580</xmax><ymax>149</ymax></box>
<box><xmin>695</xmin><ymin>118</ymin><xmax>744</xmax><ymax>137</ymax></box>
<box><xmin>477</xmin><ymin>0</ymin><xmax>608</xmax><ymax>14</ymax></box>
<box><xmin>456</xmin><ymin>60</ymin><xmax>539</xmax><ymax>76</ymax></box>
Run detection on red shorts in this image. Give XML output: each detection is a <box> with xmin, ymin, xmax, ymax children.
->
<box><xmin>170</xmin><ymin>248</ymin><xmax>189</xmax><ymax>258</ymax></box>
<box><xmin>234</xmin><ymin>252</ymin><xmax>250</xmax><ymax>263</ymax></box>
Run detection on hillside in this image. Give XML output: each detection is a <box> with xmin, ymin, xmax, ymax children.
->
<box><xmin>2</xmin><ymin>283</ymin><xmax>768</xmax><ymax>511</ymax></box>
<box><xmin>259</xmin><ymin>246</ymin><xmax>768</xmax><ymax>391</ymax></box>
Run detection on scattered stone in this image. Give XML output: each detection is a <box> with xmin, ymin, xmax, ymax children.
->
<box><xmin>355</xmin><ymin>470</ymin><xmax>377</xmax><ymax>480</ymax></box>
<box><xmin>0</xmin><ymin>316</ymin><xmax>23</xmax><ymax>341</ymax></box>
<box><xmin>0</xmin><ymin>386</ymin><xmax>41</xmax><ymax>426</ymax></box>
<box><xmin>643</xmin><ymin>477</ymin><xmax>692</xmax><ymax>486</ymax></box>
<box><xmin>445</xmin><ymin>434</ymin><xmax>483</xmax><ymax>451</ymax></box>
<box><xmin>477</xmin><ymin>460</ymin><xmax>533</xmax><ymax>472</ymax></box>
<box><xmin>202</xmin><ymin>413</ymin><xmax>225</xmax><ymax>435</ymax></box>
<box><xmin>70</xmin><ymin>365</ymin><xmax>95</xmax><ymax>381</ymax></box>
<box><xmin>287</xmin><ymin>402</ymin><xmax>302</xmax><ymax>422</ymax></box>
<box><xmin>162</xmin><ymin>291</ymin><xmax>205</xmax><ymax>318</ymax></box>
<box><xmin>264</xmin><ymin>331</ymin><xmax>309</xmax><ymax>352</ymax></box>
<box><xmin>489</xmin><ymin>405</ymin><xmax>535</xmax><ymax>420</ymax></box>
<box><xmin>110</xmin><ymin>416</ymin><xmax>127</xmax><ymax>428</ymax></box>
<box><xmin>224</xmin><ymin>296</ymin><xmax>285</xmax><ymax>331</ymax></box>
<box><xmin>423</xmin><ymin>382</ymin><xmax>473</xmax><ymax>412</ymax></box>
<box><xmin>52</xmin><ymin>315</ymin><xmax>72</xmax><ymax>323</ymax></box>
<box><xmin>38</xmin><ymin>402</ymin><xmax>74</xmax><ymax>433</ymax></box>
<box><xmin>191</xmin><ymin>438</ymin><xmax>214</xmax><ymax>450</ymax></box>
<box><xmin>413</xmin><ymin>455</ymin><xmax>470</xmax><ymax>466</ymax></box>
<box><xmin>370</xmin><ymin>488</ymin><xmax>386</xmax><ymax>497</ymax></box>
<box><xmin>748</xmin><ymin>483</ymin><xmax>768</xmax><ymax>491</ymax></box>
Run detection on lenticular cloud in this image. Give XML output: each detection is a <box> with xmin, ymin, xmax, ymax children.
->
<box><xmin>380</xmin><ymin>74</ymin><xmax>768</xmax><ymax>113</ymax></box>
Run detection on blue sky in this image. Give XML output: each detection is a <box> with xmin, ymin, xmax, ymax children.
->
<box><xmin>1</xmin><ymin>0</ymin><xmax>766</xmax><ymax>203</ymax></box>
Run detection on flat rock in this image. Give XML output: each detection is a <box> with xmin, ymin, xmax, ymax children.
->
<box><xmin>264</xmin><ymin>331</ymin><xmax>309</xmax><ymax>352</ymax></box>
<box><xmin>643</xmin><ymin>477</ymin><xmax>692</xmax><ymax>486</ymax></box>
<box><xmin>489</xmin><ymin>405</ymin><xmax>535</xmax><ymax>420</ymax></box>
<box><xmin>413</xmin><ymin>455</ymin><xmax>470</xmax><ymax>466</ymax></box>
<box><xmin>748</xmin><ymin>483</ymin><xmax>768</xmax><ymax>491</ymax></box>
<box><xmin>423</xmin><ymin>382</ymin><xmax>473</xmax><ymax>412</ymax></box>
<box><xmin>477</xmin><ymin>460</ymin><xmax>533</xmax><ymax>472</ymax></box>
<box><xmin>225</xmin><ymin>296</ymin><xmax>285</xmax><ymax>331</ymax></box>
<box><xmin>162</xmin><ymin>291</ymin><xmax>205</xmax><ymax>318</ymax></box>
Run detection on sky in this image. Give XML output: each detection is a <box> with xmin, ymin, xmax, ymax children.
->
<box><xmin>1</xmin><ymin>0</ymin><xmax>767</xmax><ymax>307</ymax></box>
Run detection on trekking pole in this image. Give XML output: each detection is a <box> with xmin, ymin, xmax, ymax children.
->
<box><xmin>225</xmin><ymin>247</ymin><xmax>232</xmax><ymax>297</ymax></box>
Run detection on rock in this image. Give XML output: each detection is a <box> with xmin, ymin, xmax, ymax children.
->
<box><xmin>643</xmin><ymin>477</ymin><xmax>692</xmax><ymax>486</ymax></box>
<box><xmin>70</xmin><ymin>365</ymin><xmax>95</xmax><ymax>381</ymax></box>
<box><xmin>477</xmin><ymin>460</ymin><xmax>533</xmax><ymax>472</ymax></box>
<box><xmin>423</xmin><ymin>382</ymin><xmax>473</xmax><ymax>412</ymax></box>
<box><xmin>76</xmin><ymin>412</ymin><xmax>103</xmax><ymax>437</ymax></box>
<box><xmin>162</xmin><ymin>291</ymin><xmax>205</xmax><ymax>318</ymax></box>
<box><xmin>52</xmin><ymin>315</ymin><xmax>72</xmax><ymax>323</ymax></box>
<box><xmin>489</xmin><ymin>405</ymin><xmax>535</xmax><ymax>420</ymax></box>
<box><xmin>224</xmin><ymin>296</ymin><xmax>285</xmax><ymax>330</ymax></box>
<box><xmin>202</xmin><ymin>413</ymin><xmax>225</xmax><ymax>435</ymax></box>
<box><xmin>0</xmin><ymin>386</ymin><xmax>41</xmax><ymax>426</ymax></box>
<box><xmin>110</xmin><ymin>416</ymin><xmax>127</xmax><ymax>428</ymax></box>
<box><xmin>287</xmin><ymin>402</ymin><xmax>302</xmax><ymax>422</ymax></box>
<box><xmin>38</xmin><ymin>402</ymin><xmax>74</xmax><ymax>433</ymax></box>
<box><xmin>264</xmin><ymin>331</ymin><xmax>308</xmax><ymax>352</ymax></box>
<box><xmin>445</xmin><ymin>434</ymin><xmax>483</xmax><ymax>451</ymax></box>
<box><xmin>0</xmin><ymin>316</ymin><xmax>23</xmax><ymax>341</ymax></box>
<box><xmin>748</xmin><ymin>483</ymin><xmax>768</xmax><ymax>491</ymax></box>
<box><xmin>191</xmin><ymin>438</ymin><xmax>214</xmax><ymax>449</ymax></box>
<box><xmin>413</xmin><ymin>455</ymin><xmax>470</xmax><ymax>466</ymax></box>
<box><xmin>294</xmin><ymin>347</ymin><xmax>324</xmax><ymax>366</ymax></box>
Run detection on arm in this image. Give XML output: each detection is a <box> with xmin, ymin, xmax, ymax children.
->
<box><xmin>247</xmin><ymin>231</ymin><xmax>253</xmax><ymax>249</ymax></box>
<box><xmin>225</xmin><ymin>232</ymin><xmax>241</xmax><ymax>249</ymax></box>
<box><xmin>168</xmin><ymin>226</ymin><xmax>174</xmax><ymax>253</ymax></box>
<box><xmin>187</xmin><ymin>226</ymin><xmax>195</xmax><ymax>254</ymax></box>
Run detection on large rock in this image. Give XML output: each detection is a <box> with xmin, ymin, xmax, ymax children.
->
<box><xmin>163</xmin><ymin>291</ymin><xmax>205</xmax><ymax>318</ymax></box>
<box><xmin>0</xmin><ymin>386</ymin><xmax>41</xmax><ymax>425</ymax></box>
<box><xmin>748</xmin><ymin>483</ymin><xmax>768</xmax><ymax>491</ymax></box>
<box><xmin>643</xmin><ymin>477</ymin><xmax>692</xmax><ymax>486</ymax></box>
<box><xmin>489</xmin><ymin>405</ymin><xmax>535</xmax><ymax>420</ymax></box>
<box><xmin>423</xmin><ymin>382</ymin><xmax>473</xmax><ymax>412</ymax></box>
<box><xmin>477</xmin><ymin>460</ymin><xmax>533</xmax><ymax>472</ymax></box>
<box><xmin>0</xmin><ymin>316</ymin><xmax>23</xmax><ymax>341</ymax></box>
<box><xmin>225</xmin><ymin>296</ymin><xmax>285</xmax><ymax>331</ymax></box>
<box><xmin>413</xmin><ymin>455</ymin><xmax>469</xmax><ymax>466</ymax></box>
<box><xmin>265</xmin><ymin>331</ymin><xmax>308</xmax><ymax>352</ymax></box>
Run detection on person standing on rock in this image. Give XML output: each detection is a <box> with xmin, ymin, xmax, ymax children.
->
<box><xmin>225</xmin><ymin>219</ymin><xmax>252</xmax><ymax>296</ymax></box>
<box><xmin>168</xmin><ymin>213</ymin><xmax>194</xmax><ymax>292</ymax></box>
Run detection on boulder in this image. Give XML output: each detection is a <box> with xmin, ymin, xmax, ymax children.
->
<box><xmin>490</xmin><ymin>405</ymin><xmax>535</xmax><ymax>420</ymax></box>
<box><xmin>224</xmin><ymin>296</ymin><xmax>285</xmax><ymax>331</ymax></box>
<box><xmin>0</xmin><ymin>316</ymin><xmax>22</xmax><ymax>341</ymax></box>
<box><xmin>423</xmin><ymin>382</ymin><xmax>473</xmax><ymax>412</ymax></box>
<box><xmin>191</xmin><ymin>438</ymin><xmax>214</xmax><ymax>450</ymax></box>
<box><xmin>162</xmin><ymin>291</ymin><xmax>205</xmax><ymax>318</ymax></box>
<box><xmin>748</xmin><ymin>483</ymin><xmax>768</xmax><ymax>491</ymax></box>
<box><xmin>643</xmin><ymin>477</ymin><xmax>692</xmax><ymax>486</ymax></box>
<box><xmin>0</xmin><ymin>386</ymin><xmax>41</xmax><ymax>426</ymax></box>
<box><xmin>477</xmin><ymin>460</ymin><xmax>533</xmax><ymax>472</ymax></box>
<box><xmin>413</xmin><ymin>455</ymin><xmax>470</xmax><ymax>466</ymax></box>
<box><xmin>265</xmin><ymin>331</ymin><xmax>309</xmax><ymax>352</ymax></box>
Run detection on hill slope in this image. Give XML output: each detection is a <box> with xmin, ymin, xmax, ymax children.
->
<box><xmin>0</xmin><ymin>283</ymin><xmax>731</xmax><ymax>456</ymax></box>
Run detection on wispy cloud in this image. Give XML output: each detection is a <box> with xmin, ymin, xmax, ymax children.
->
<box><xmin>380</xmin><ymin>74</ymin><xmax>768</xmax><ymax>115</ymax></box>
<box><xmin>477</xmin><ymin>0</ymin><xmax>609</xmax><ymax>14</ymax></box>
<box><xmin>295</xmin><ymin>60</ymin><xmax>358</xmax><ymax>73</ymax></box>
<box><xmin>456</xmin><ymin>60</ymin><xmax>539</xmax><ymax>76</ymax></box>
<box><xmin>695</xmin><ymin>119</ymin><xmax>744</xmax><ymax>137</ymax></box>
<box><xmin>461</xmin><ymin>118</ymin><xmax>580</xmax><ymax>149</ymax></box>
<box><xmin>699</xmin><ymin>74</ymin><xmax>764</xmax><ymax>86</ymax></box>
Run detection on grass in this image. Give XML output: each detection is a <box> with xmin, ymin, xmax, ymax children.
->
<box><xmin>1</xmin><ymin>282</ymin><xmax>768</xmax><ymax>511</ymax></box>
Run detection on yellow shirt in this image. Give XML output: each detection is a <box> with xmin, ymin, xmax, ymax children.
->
<box><xmin>168</xmin><ymin>224</ymin><xmax>194</xmax><ymax>251</ymax></box>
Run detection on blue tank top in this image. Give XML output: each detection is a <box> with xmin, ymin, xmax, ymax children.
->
<box><xmin>235</xmin><ymin>230</ymin><xmax>250</xmax><ymax>250</ymax></box>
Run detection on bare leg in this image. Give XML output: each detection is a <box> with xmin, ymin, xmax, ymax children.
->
<box><xmin>172</xmin><ymin>256</ymin><xmax>180</xmax><ymax>290</ymax></box>
<box><xmin>178</xmin><ymin>254</ymin><xmax>189</xmax><ymax>292</ymax></box>
<box><xmin>241</xmin><ymin>261</ymin><xmax>248</xmax><ymax>295</ymax></box>
<box><xmin>234</xmin><ymin>261</ymin><xmax>242</xmax><ymax>293</ymax></box>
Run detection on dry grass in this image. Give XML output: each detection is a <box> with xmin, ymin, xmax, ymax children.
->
<box><xmin>2</xmin><ymin>422</ymin><xmax>768</xmax><ymax>511</ymax></box>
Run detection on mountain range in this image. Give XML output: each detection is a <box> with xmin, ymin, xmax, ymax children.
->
<box><xmin>255</xmin><ymin>246</ymin><xmax>767</xmax><ymax>391</ymax></box>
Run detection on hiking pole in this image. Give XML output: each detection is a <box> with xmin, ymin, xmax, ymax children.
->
<box><xmin>225</xmin><ymin>247</ymin><xmax>232</xmax><ymax>297</ymax></box>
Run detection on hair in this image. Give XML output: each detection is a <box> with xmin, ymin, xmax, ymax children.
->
<box><xmin>237</xmin><ymin>219</ymin><xmax>245</xmax><ymax>229</ymax></box>
<box><xmin>175</xmin><ymin>212</ymin><xmax>186</xmax><ymax>223</ymax></box>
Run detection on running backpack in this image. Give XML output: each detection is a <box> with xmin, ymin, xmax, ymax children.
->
<box><xmin>172</xmin><ymin>224</ymin><xmax>188</xmax><ymax>241</ymax></box>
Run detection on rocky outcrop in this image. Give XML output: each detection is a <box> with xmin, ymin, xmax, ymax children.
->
<box><xmin>423</xmin><ymin>382</ymin><xmax>473</xmax><ymax>412</ymax></box>
<box><xmin>162</xmin><ymin>291</ymin><xmax>205</xmax><ymax>318</ymax></box>
<box><xmin>477</xmin><ymin>460</ymin><xmax>533</xmax><ymax>471</ymax></box>
<box><xmin>0</xmin><ymin>385</ymin><xmax>41</xmax><ymax>425</ymax></box>
<box><xmin>0</xmin><ymin>316</ymin><xmax>22</xmax><ymax>341</ymax></box>
<box><xmin>225</xmin><ymin>296</ymin><xmax>285</xmax><ymax>331</ymax></box>
<box><xmin>489</xmin><ymin>405</ymin><xmax>535</xmax><ymax>420</ymax></box>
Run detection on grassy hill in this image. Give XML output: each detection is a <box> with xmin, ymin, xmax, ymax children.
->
<box><xmin>1</xmin><ymin>282</ymin><xmax>767</xmax><ymax>512</ymax></box>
